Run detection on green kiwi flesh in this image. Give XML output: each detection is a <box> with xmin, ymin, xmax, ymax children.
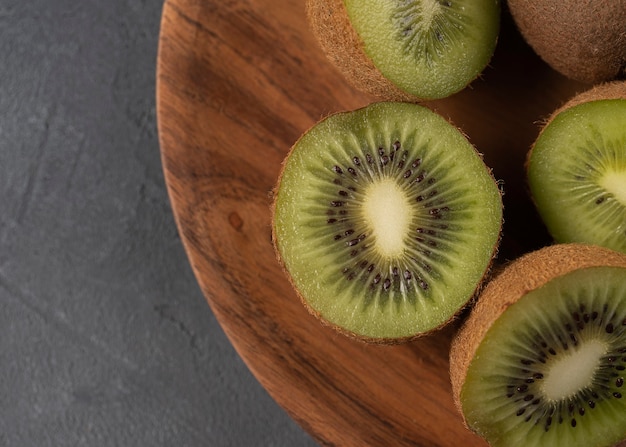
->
<box><xmin>272</xmin><ymin>102</ymin><xmax>502</xmax><ymax>341</ymax></box>
<box><xmin>460</xmin><ymin>265</ymin><xmax>626</xmax><ymax>447</ymax></box>
<box><xmin>527</xmin><ymin>99</ymin><xmax>626</xmax><ymax>254</ymax></box>
<box><xmin>342</xmin><ymin>0</ymin><xmax>501</xmax><ymax>100</ymax></box>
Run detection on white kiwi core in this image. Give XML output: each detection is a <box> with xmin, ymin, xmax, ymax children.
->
<box><xmin>599</xmin><ymin>170</ymin><xmax>626</xmax><ymax>206</ymax></box>
<box><xmin>419</xmin><ymin>0</ymin><xmax>444</xmax><ymax>29</ymax></box>
<box><xmin>361</xmin><ymin>178</ymin><xmax>412</xmax><ymax>258</ymax></box>
<box><xmin>541</xmin><ymin>338</ymin><xmax>607</xmax><ymax>401</ymax></box>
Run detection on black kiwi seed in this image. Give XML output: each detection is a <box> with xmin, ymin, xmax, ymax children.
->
<box><xmin>544</xmin><ymin>416</ymin><xmax>552</xmax><ymax>431</ymax></box>
<box><xmin>588</xmin><ymin>400</ymin><xmax>595</xmax><ymax>408</ymax></box>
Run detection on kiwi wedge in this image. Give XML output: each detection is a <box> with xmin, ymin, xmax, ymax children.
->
<box><xmin>526</xmin><ymin>81</ymin><xmax>626</xmax><ymax>254</ymax></box>
<box><xmin>271</xmin><ymin>102</ymin><xmax>502</xmax><ymax>342</ymax></box>
<box><xmin>306</xmin><ymin>0</ymin><xmax>501</xmax><ymax>101</ymax></box>
<box><xmin>508</xmin><ymin>0</ymin><xmax>626</xmax><ymax>84</ymax></box>
<box><xmin>450</xmin><ymin>243</ymin><xmax>626</xmax><ymax>447</ymax></box>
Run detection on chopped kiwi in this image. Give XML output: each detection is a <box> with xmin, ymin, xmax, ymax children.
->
<box><xmin>527</xmin><ymin>82</ymin><xmax>626</xmax><ymax>254</ymax></box>
<box><xmin>306</xmin><ymin>0</ymin><xmax>501</xmax><ymax>101</ymax></box>
<box><xmin>450</xmin><ymin>243</ymin><xmax>626</xmax><ymax>447</ymax></box>
<box><xmin>271</xmin><ymin>102</ymin><xmax>502</xmax><ymax>342</ymax></box>
<box><xmin>508</xmin><ymin>0</ymin><xmax>626</xmax><ymax>84</ymax></box>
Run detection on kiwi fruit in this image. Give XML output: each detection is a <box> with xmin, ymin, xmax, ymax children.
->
<box><xmin>507</xmin><ymin>0</ymin><xmax>626</xmax><ymax>84</ymax></box>
<box><xmin>450</xmin><ymin>243</ymin><xmax>626</xmax><ymax>447</ymax></box>
<box><xmin>306</xmin><ymin>0</ymin><xmax>501</xmax><ymax>101</ymax></box>
<box><xmin>271</xmin><ymin>102</ymin><xmax>502</xmax><ymax>342</ymax></box>
<box><xmin>526</xmin><ymin>81</ymin><xmax>626</xmax><ymax>254</ymax></box>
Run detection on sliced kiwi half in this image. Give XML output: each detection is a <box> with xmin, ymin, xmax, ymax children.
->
<box><xmin>527</xmin><ymin>81</ymin><xmax>626</xmax><ymax>254</ymax></box>
<box><xmin>450</xmin><ymin>243</ymin><xmax>626</xmax><ymax>447</ymax></box>
<box><xmin>306</xmin><ymin>0</ymin><xmax>501</xmax><ymax>101</ymax></box>
<box><xmin>271</xmin><ymin>102</ymin><xmax>502</xmax><ymax>342</ymax></box>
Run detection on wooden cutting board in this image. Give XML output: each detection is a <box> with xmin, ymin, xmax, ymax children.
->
<box><xmin>156</xmin><ymin>0</ymin><xmax>586</xmax><ymax>445</ymax></box>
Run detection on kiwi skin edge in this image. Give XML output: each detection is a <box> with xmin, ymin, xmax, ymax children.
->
<box><xmin>527</xmin><ymin>80</ymin><xmax>626</xmax><ymax>144</ymax></box>
<box><xmin>270</xmin><ymin>105</ymin><xmax>503</xmax><ymax>345</ymax></box>
<box><xmin>305</xmin><ymin>0</ymin><xmax>418</xmax><ymax>102</ymax></box>
<box><xmin>449</xmin><ymin>243</ymin><xmax>626</xmax><ymax>429</ymax></box>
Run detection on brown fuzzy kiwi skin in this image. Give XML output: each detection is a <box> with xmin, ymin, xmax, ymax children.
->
<box><xmin>270</xmin><ymin>105</ymin><xmax>503</xmax><ymax>345</ymax></box>
<box><xmin>305</xmin><ymin>0</ymin><xmax>422</xmax><ymax>103</ymax></box>
<box><xmin>554</xmin><ymin>80</ymin><xmax>626</xmax><ymax>112</ymax></box>
<box><xmin>524</xmin><ymin>80</ymin><xmax>626</xmax><ymax>180</ymax></box>
<box><xmin>449</xmin><ymin>243</ymin><xmax>626</xmax><ymax>430</ymax></box>
<box><xmin>507</xmin><ymin>0</ymin><xmax>626</xmax><ymax>84</ymax></box>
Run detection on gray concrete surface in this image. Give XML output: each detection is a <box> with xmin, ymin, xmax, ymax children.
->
<box><xmin>0</xmin><ymin>1</ymin><xmax>316</xmax><ymax>445</ymax></box>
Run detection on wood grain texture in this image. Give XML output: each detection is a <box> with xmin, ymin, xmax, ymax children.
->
<box><xmin>156</xmin><ymin>1</ymin><xmax>588</xmax><ymax>445</ymax></box>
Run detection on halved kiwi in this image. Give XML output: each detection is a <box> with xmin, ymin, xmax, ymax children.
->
<box><xmin>306</xmin><ymin>0</ymin><xmax>501</xmax><ymax>101</ymax></box>
<box><xmin>526</xmin><ymin>81</ymin><xmax>626</xmax><ymax>254</ymax></box>
<box><xmin>271</xmin><ymin>102</ymin><xmax>502</xmax><ymax>342</ymax></box>
<box><xmin>450</xmin><ymin>243</ymin><xmax>626</xmax><ymax>447</ymax></box>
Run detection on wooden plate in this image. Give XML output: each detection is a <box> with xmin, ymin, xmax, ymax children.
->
<box><xmin>156</xmin><ymin>1</ymin><xmax>586</xmax><ymax>445</ymax></box>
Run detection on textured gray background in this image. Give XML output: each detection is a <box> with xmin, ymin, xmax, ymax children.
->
<box><xmin>0</xmin><ymin>1</ymin><xmax>316</xmax><ymax>445</ymax></box>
